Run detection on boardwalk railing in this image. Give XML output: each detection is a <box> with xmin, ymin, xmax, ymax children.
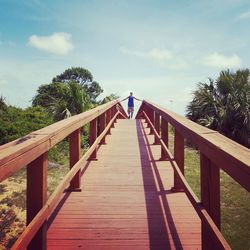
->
<box><xmin>0</xmin><ymin>100</ymin><xmax>127</xmax><ymax>250</ymax></box>
<box><xmin>136</xmin><ymin>100</ymin><xmax>250</xmax><ymax>250</ymax></box>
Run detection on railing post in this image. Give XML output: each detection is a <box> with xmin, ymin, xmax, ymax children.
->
<box><xmin>144</xmin><ymin>106</ymin><xmax>150</xmax><ymax>128</ymax></box>
<box><xmin>107</xmin><ymin>108</ymin><xmax>111</xmax><ymax>134</ymax></box>
<box><xmin>114</xmin><ymin>105</ymin><xmax>118</xmax><ymax>123</ymax></box>
<box><xmin>100</xmin><ymin>112</ymin><xmax>106</xmax><ymax>144</ymax></box>
<box><xmin>200</xmin><ymin>153</ymin><xmax>220</xmax><ymax>228</ymax></box>
<box><xmin>160</xmin><ymin>117</ymin><xmax>169</xmax><ymax>160</ymax></box>
<box><xmin>89</xmin><ymin>118</ymin><xmax>97</xmax><ymax>160</ymax></box>
<box><xmin>154</xmin><ymin>112</ymin><xmax>160</xmax><ymax>144</ymax></box>
<box><xmin>69</xmin><ymin>128</ymin><xmax>81</xmax><ymax>190</ymax></box>
<box><xmin>148</xmin><ymin>107</ymin><xmax>154</xmax><ymax>135</ymax></box>
<box><xmin>27</xmin><ymin>152</ymin><xmax>48</xmax><ymax>250</ymax></box>
<box><xmin>173</xmin><ymin>128</ymin><xmax>184</xmax><ymax>190</ymax></box>
<box><xmin>111</xmin><ymin>106</ymin><xmax>115</xmax><ymax>128</ymax></box>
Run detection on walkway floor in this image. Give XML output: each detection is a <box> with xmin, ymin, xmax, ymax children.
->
<box><xmin>47</xmin><ymin>119</ymin><xmax>201</xmax><ymax>250</ymax></box>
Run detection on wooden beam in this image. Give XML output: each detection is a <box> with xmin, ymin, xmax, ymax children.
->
<box><xmin>89</xmin><ymin>118</ymin><xmax>97</xmax><ymax>160</ymax></box>
<box><xmin>173</xmin><ymin>128</ymin><xmax>184</xmax><ymax>190</ymax></box>
<box><xmin>111</xmin><ymin>107</ymin><xmax>116</xmax><ymax>127</ymax></box>
<box><xmin>154</xmin><ymin>112</ymin><xmax>160</xmax><ymax>144</ymax></box>
<box><xmin>160</xmin><ymin>117</ymin><xmax>169</xmax><ymax>160</ymax></box>
<box><xmin>69</xmin><ymin>129</ymin><xmax>81</xmax><ymax>190</ymax></box>
<box><xmin>106</xmin><ymin>108</ymin><xmax>111</xmax><ymax>134</ymax></box>
<box><xmin>200</xmin><ymin>153</ymin><xmax>220</xmax><ymax>228</ymax></box>
<box><xmin>146</xmin><ymin>107</ymin><xmax>154</xmax><ymax>134</ymax></box>
<box><xmin>99</xmin><ymin>112</ymin><xmax>106</xmax><ymax>144</ymax></box>
<box><xmin>27</xmin><ymin>152</ymin><xmax>48</xmax><ymax>250</ymax></box>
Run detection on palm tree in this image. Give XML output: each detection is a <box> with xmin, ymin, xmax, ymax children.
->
<box><xmin>186</xmin><ymin>69</ymin><xmax>250</xmax><ymax>147</ymax></box>
<box><xmin>47</xmin><ymin>81</ymin><xmax>91</xmax><ymax>121</ymax></box>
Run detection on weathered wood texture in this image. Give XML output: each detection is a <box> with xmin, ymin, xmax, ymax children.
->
<box><xmin>47</xmin><ymin>119</ymin><xmax>201</xmax><ymax>250</ymax></box>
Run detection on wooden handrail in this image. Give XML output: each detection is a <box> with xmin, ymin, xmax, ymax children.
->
<box><xmin>0</xmin><ymin>99</ymin><xmax>126</xmax><ymax>250</ymax></box>
<box><xmin>141</xmin><ymin>100</ymin><xmax>250</xmax><ymax>192</ymax></box>
<box><xmin>137</xmin><ymin>100</ymin><xmax>250</xmax><ymax>250</ymax></box>
<box><xmin>11</xmin><ymin>110</ymin><xmax>121</xmax><ymax>250</ymax></box>
<box><xmin>0</xmin><ymin>100</ymin><xmax>120</xmax><ymax>182</ymax></box>
<box><xmin>141</xmin><ymin>111</ymin><xmax>230</xmax><ymax>250</ymax></box>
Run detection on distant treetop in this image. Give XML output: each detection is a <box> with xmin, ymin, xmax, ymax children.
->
<box><xmin>52</xmin><ymin>67</ymin><xmax>103</xmax><ymax>102</ymax></box>
<box><xmin>52</xmin><ymin>67</ymin><xmax>93</xmax><ymax>86</ymax></box>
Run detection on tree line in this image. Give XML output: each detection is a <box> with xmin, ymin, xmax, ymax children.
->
<box><xmin>0</xmin><ymin>67</ymin><xmax>118</xmax><ymax>146</ymax></box>
<box><xmin>0</xmin><ymin>67</ymin><xmax>249</xmax><ymax>148</ymax></box>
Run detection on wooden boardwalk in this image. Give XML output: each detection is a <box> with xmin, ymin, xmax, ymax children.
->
<box><xmin>47</xmin><ymin>119</ymin><xmax>201</xmax><ymax>250</ymax></box>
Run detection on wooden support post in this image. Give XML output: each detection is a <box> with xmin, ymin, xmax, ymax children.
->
<box><xmin>27</xmin><ymin>152</ymin><xmax>48</xmax><ymax>250</ymax></box>
<box><xmin>160</xmin><ymin>117</ymin><xmax>169</xmax><ymax>160</ymax></box>
<box><xmin>173</xmin><ymin>128</ymin><xmax>184</xmax><ymax>190</ymax></box>
<box><xmin>107</xmin><ymin>108</ymin><xmax>111</xmax><ymax>134</ymax></box>
<box><xmin>154</xmin><ymin>112</ymin><xmax>160</xmax><ymax>144</ymax></box>
<box><xmin>114</xmin><ymin>106</ymin><xmax>118</xmax><ymax>123</ymax></box>
<box><xmin>89</xmin><ymin>118</ymin><xmax>97</xmax><ymax>160</ymax></box>
<box><xmin>144</xmin><ymin>106</ymin><xmax>150</xmax><ymax>128</ymax></box>
<box><xmin>100</xmin><ymin>112</ymin><xmax>106</xmax><ymax>144</ymax></box>
<box><xmin>111</xmin><ymin>107</ymin><xmax>115</xmax><ymax>128</ymax></box>
<box><xmin>140</xmin><ymin>103</ymin><xmax>149</xmax><ymax>121</ymax></box>
<box><xmin>137</xmin><ymin>103</ymin><xmax>144</xmax><ymax>119</ymax></box>
<box><xmin>97</xmin><ymin>116</ymin><xmax>101</xmax><ymax>136</ymax></box>
<box><xmin>148</xmin><ymin>108</ymin><xmax>154</xmax><ymax>135</ymax></box>
<box><xmin>200</xmin><ymin>153</ymin><xmax>220</xmax><ymax>228</ymax></box>
<box><xmin>69</xmin><ymin>128</ymin><xmax>81</xmax><ymax>190</ymax></box>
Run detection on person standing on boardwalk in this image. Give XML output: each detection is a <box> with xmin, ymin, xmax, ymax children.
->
<box><xmin>121</xmin><ymin>92</ymin><xmax>141</xmax><ymax>119</ymax></box>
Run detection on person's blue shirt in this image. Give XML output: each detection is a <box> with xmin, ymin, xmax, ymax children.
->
<box><xmin>128</xmin><ymin>96</ymin><xmax>134</xmax><ymax>107</ymax></box>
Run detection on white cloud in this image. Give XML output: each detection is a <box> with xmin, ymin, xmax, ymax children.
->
<box><xmin>148</xmin><ymin>48</ymin><xmax>173</xmax><ymax>61</ymax></box>
<box><xmin>239</xmin><ymin>11</ymin><xmax>250</xmax><ymax>19</ymax></box>
<box><xmin>120</xmin><ymin>47</ymin><xmax>187</xmax><ymax>69</ymax></box>
<box><xmin>28</xmin><ymin>32</ymin><xmax>74</xmax><ymax>55</ymax></box>
<box><xmin>201</xmin><ymin>52</ymin><xmax>241</xmax><ymax>68</ymax></box>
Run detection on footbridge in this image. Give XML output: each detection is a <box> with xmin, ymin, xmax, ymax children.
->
<box><xmin>0</xmin><ymin>100</ymin><xmax>249</xmax><ymax>249</ymax></box>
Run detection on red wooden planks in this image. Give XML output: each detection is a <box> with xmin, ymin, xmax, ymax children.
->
<box><xmin>47</xmin><ymin>119</ymin><xmax>201</xmax><ymax>250</ymax></box>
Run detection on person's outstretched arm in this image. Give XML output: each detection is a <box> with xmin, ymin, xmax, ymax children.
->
<box><xmin>134</xmin><ymin>96</ymin><xmax>142</xmax><ymax>101</ymax></box>
<box><xmin>120</xmin><ymin>96</ymin><xmax>129</xmax><ymax>102</ymax></box>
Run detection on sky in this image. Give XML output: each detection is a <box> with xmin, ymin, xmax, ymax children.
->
<box><xmin>0</xmin><ymin>0</ymin><xmax>250</xmax><ymax>115</ymax></box>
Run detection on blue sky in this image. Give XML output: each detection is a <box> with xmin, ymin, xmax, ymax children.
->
<box><xmin>0</xmin><ymin>0</ymin><xmax>250</xmax><ymax>114</ymax></box>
